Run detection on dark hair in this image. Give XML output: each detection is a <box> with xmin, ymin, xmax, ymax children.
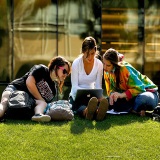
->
<box><xmin>103</xmin><ymin>48</ymin><xmax>121</xmax><ymax>89</ymax></box>
<box><xmin>48</xmin><ymin>56</ymin><xmax>71</xmax><ymax>93</ymax></box>
<box><xmin>48</xmin><ymin>56</ymin><xmax>71</xmax><ymax>74</ymax></box>
<box><xmin>81</xmin><ymin>36</ymin><xmax>97</xmax><ymax>58</ymax></box>
<box><xmin>103</xmin><ymin>48</ymin><xmax>119</xmax><ymax>65</ymax></box>
<box><xmin>95</xmin><ymin>46</ymin><xmax>102</xmax><ymax>61</ymax></box>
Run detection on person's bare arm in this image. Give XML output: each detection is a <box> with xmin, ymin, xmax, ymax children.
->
<box><xmin>26</xmin><ymin>76</ymin><xmax>45</xmax><ymax>101</ymax></box>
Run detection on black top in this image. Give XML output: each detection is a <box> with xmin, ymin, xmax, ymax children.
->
<box><xmin>10</xmin><ymin>64</ymin><xmax>57</xmax><ymax>103</ymax></box>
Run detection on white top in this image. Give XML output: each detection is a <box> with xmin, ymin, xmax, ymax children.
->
<box><xmin>70</xmin><ymin>55</ymin><xmax>103</xmax><ymax>100</ymax></box>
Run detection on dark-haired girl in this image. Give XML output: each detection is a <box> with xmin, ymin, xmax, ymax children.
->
<box><xmin>103</xmin><ymin>48</ymin><xmax>159</xmax><ymax>116</ymax></box>
<box><xmin>0</xmin><ymin>56</ymin><xmax>71</xmax><ymax>122</ymax></box>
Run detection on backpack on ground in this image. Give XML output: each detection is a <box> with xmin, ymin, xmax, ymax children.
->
<box><xmin>45</xmin><ymin>100</ymin><xmax>74</xmax><ymax>121</ymax></box>
<box><xmin>5</xmin><ymin>90</ymin><xmax>36</xmax><ymax>120</ymax></box>
<box><xmin>152</xmin><ymin>105</ymin><xmax>160</xmax><ymax>121</ymax></box>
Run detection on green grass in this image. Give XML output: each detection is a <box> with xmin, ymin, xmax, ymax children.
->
<box><xmin>0</xmin><ymin>114</ymin><xmax>159</xmax><ymax>160</ymax></box>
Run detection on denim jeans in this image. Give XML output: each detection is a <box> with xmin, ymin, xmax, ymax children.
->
<box><xmin>133</xmin><ymin>91</ymin><xmax>159</xmax><ymax>112</ymax></box>
<box><xmin>68</xmin><ymin>96</ymin><xmax>88</xmax><ymax>117</ymax></box>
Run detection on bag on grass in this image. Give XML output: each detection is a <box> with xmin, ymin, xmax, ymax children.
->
<box><xmin>6</xmin><ymin>90</ymin><xmax>36</xmax><ymax>120</ymax></box>
<box><xmin>152</xmin><ymin>105</ymin><xmax>160</xmax><ymax>121</ymax></box>
<box><xmin>45</xmin><ymin>100</ymin><xmax>74</xmax><ymax>121</ymax></box>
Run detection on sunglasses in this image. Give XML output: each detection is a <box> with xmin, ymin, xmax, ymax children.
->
<box><xmin>59</xmin><ymin>66</ymin><xmax>68</xmax><ymax>75</ymax></box>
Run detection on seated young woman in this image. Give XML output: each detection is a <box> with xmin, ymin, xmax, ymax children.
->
<box><xmin>69</xmin><ymin>36</ymin><xmax>108</xmax><ymax>121</ymax></box>
<box><xmin>103</xmin><ymin>48</ymin><xmax>159</xmax><ymax>116</ymax></box>
<box><xmin>0</xmin><ymin>56</ymin><xmax>71</xmax><ymax>122</ymax></box>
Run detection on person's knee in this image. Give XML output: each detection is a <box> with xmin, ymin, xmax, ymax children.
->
<box><xmin>0</xmin><ymin>99</ymin><xmax>8</xmax><ymax>117</ymax></box>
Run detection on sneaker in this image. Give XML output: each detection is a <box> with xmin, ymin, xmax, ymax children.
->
<box><xmin>96</xmin><ymin>98</ymin><xmax>109</xmax><ymax>121</ymax></box>
<box><xmin>32</xmin><ymin>114</ymin><xmax>51</xmax><ymax>122</ymax></box>
<box><xmin>86</xmin><ymin>97</ymin><xmax>98</xmax><ymax>120</ymax></box>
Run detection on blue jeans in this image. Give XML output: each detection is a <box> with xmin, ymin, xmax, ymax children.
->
<box><xmin>69</xmin><ymin>96</ymin><xmax>90</xmax><ymax>117</ymax></box>
<box><xmin>133</xmin><ymin>91</ymin><xmax>159</xmax><ymax>112</ymax></box>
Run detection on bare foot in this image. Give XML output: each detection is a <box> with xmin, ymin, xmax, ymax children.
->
<box><xmin>139</xmin><ymin>110</ymin><xmax>146</xmax><ymax>117</ymax></box>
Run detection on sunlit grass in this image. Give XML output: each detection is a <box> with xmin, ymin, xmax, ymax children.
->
<box><xmin>0</xmin><ymin>114</ymin><xmax>159</xmax><ymax>160</ymax></box>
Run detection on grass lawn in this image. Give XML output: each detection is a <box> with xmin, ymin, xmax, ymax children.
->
<box><xmin>0</xmin><ymin>114</ymin><xmax>159</xmax><ymax>160</ymax></box>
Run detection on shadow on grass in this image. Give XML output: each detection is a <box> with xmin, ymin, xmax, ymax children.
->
<box><xmin>70</xmin><ymin>113</ymin><xmax>150</xmax><ymax>134</ymax></box>
<box><xmin>3</xmin><ymin>113</ymin><xmax>151</xmax><ymax>134</ymax></box>
<box><xmin>3</xmin><ymin>118</ymin><xmax>72</xmax><ymax>127</ymax></box>
<box><xmin>70</xmin><ymin>116</ymin><xmax>95</xmax><ymax>134</ymax></box>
